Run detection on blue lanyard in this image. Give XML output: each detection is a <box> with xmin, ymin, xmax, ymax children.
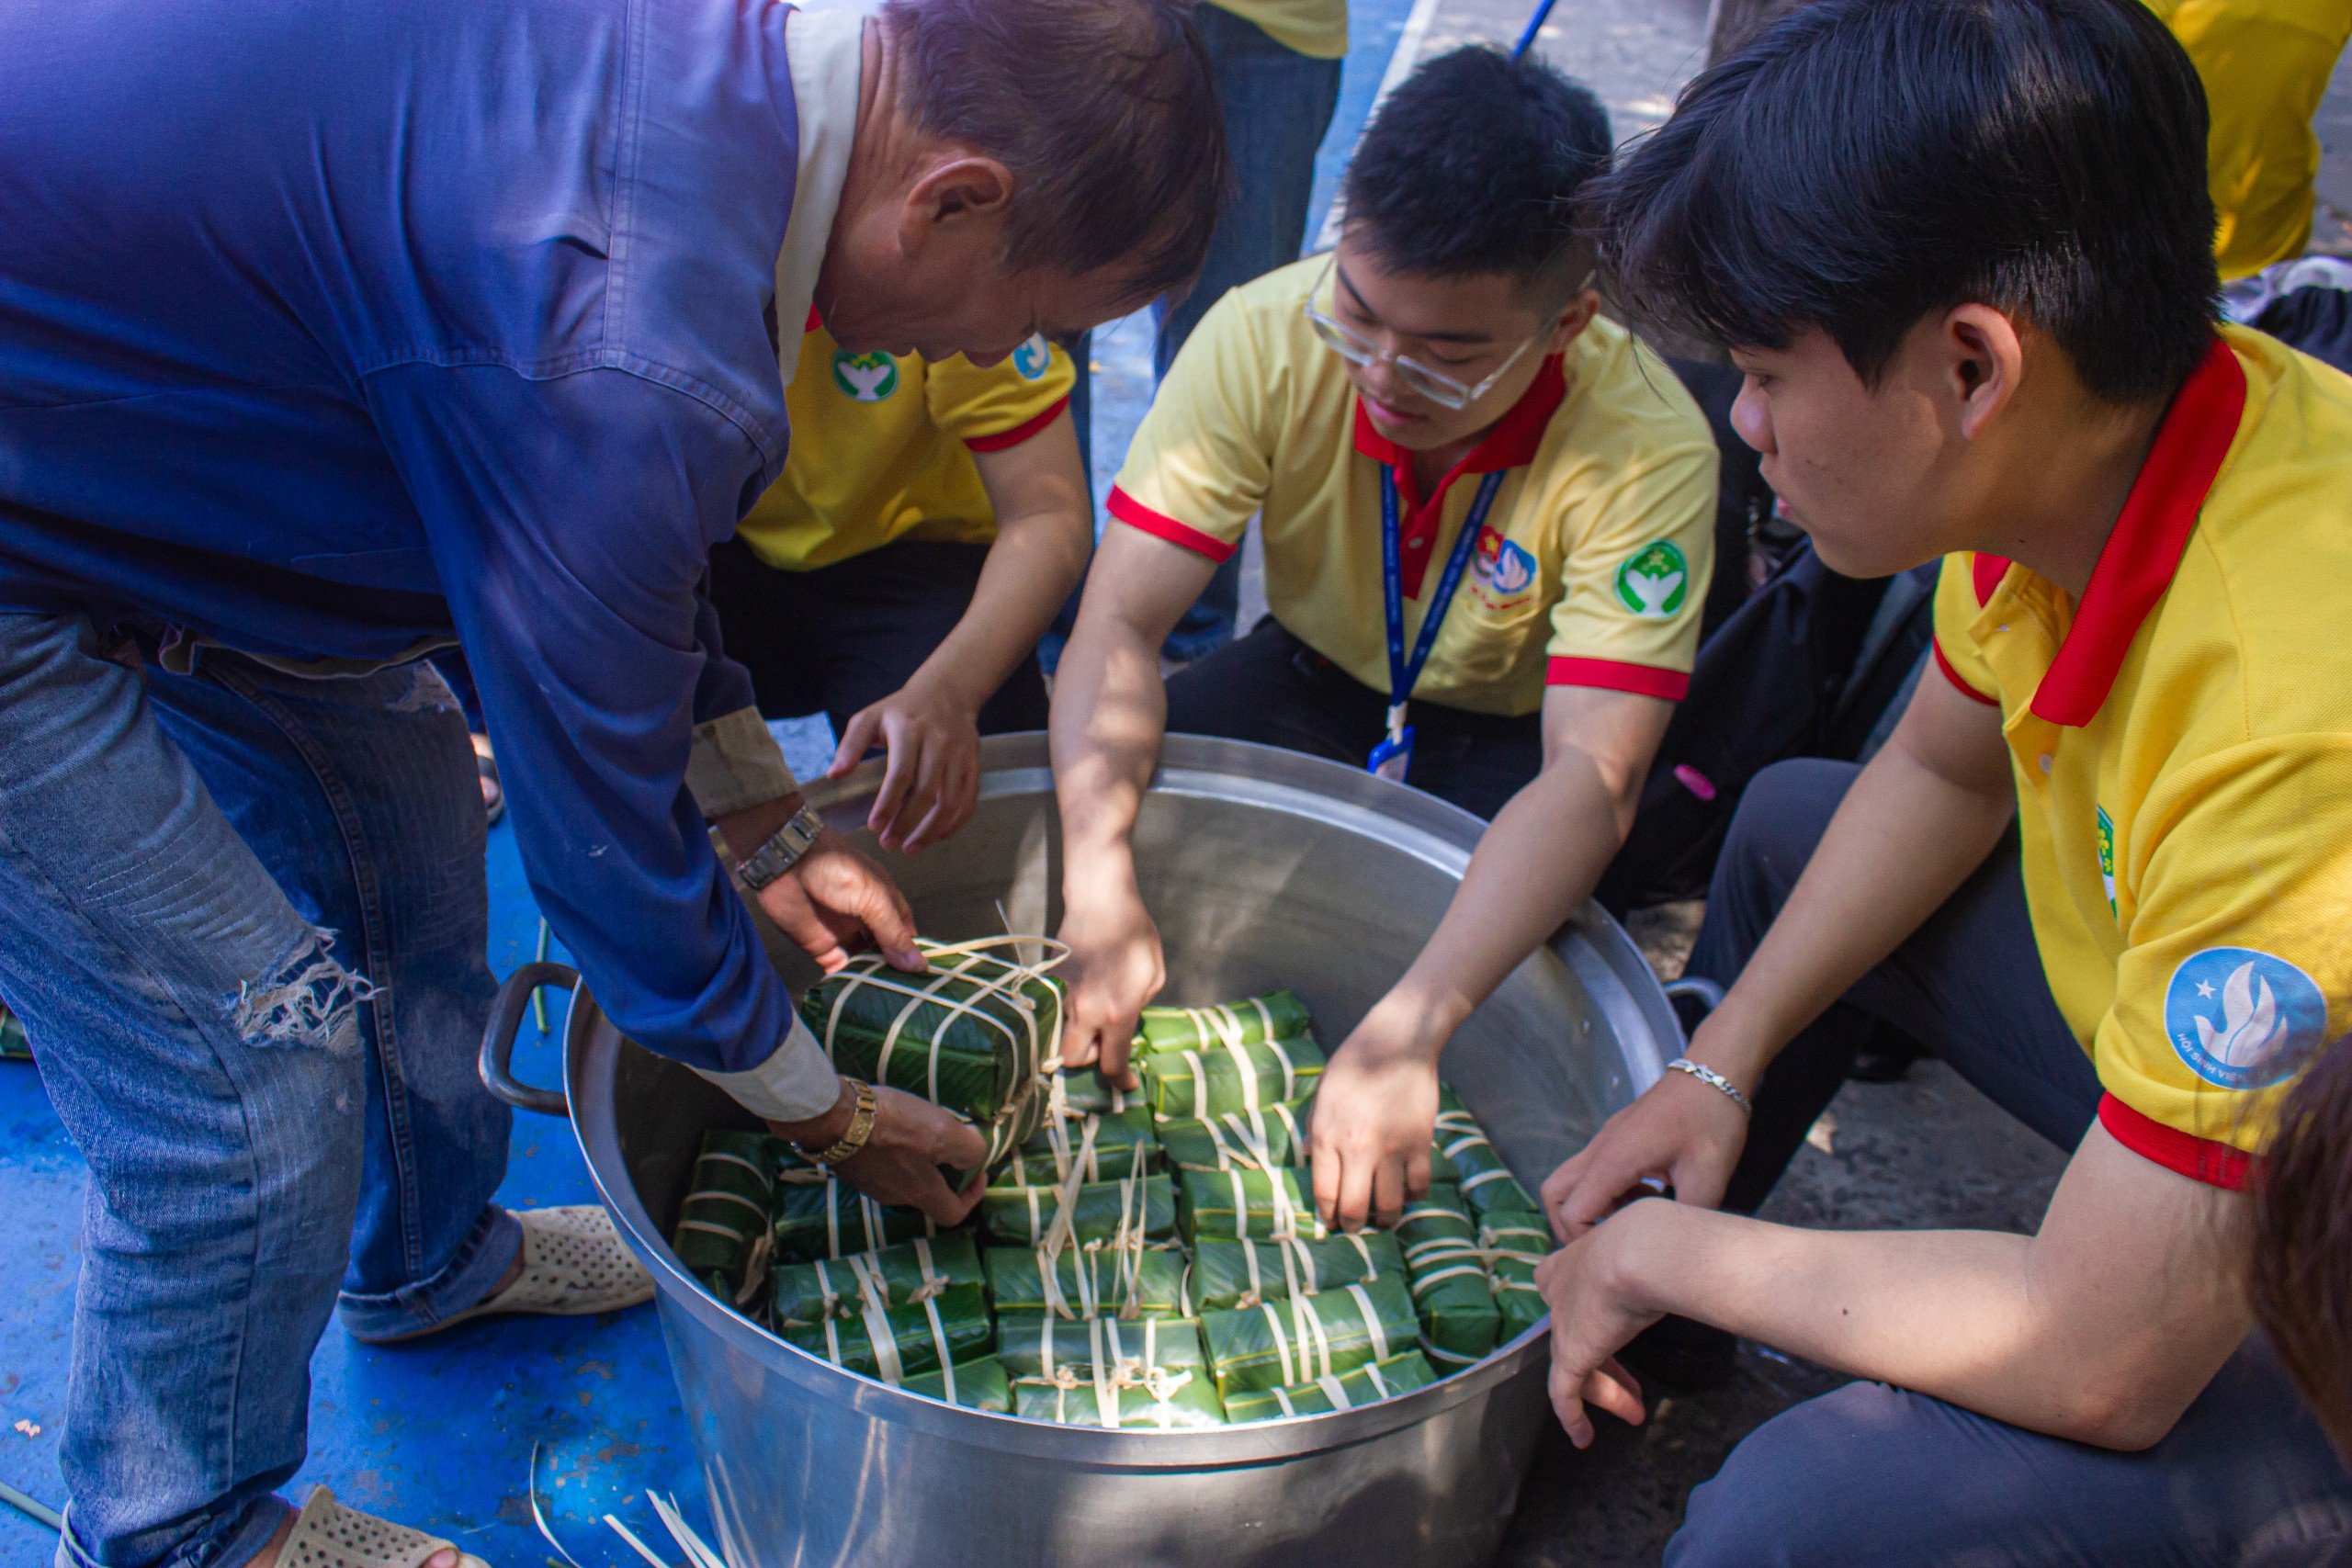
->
<box><xmin>1381</xmin><ymin>465</ymin><xmax>1509</xmax><ymax>726</ymax></box>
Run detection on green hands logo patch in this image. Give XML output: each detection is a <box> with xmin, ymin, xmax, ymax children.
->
<box><xmin>2096</xmin><ymin>805</ymin><xmax>2117</xmax><ymax>916</ymax></box>
<box><xmin>1614</xmin><ymin>540</ymin><xmax>1690</xmax><ymax>619</ymax></box>
<box><xmin>831</xmin><ymin>349</ymin><xmax>899</xmax><ymax>403</ymax></box>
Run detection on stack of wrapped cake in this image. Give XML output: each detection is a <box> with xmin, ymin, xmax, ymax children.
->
<box><xmin>669</xmin><ymin>952</ymin><xmax>1555</xmax><ymax>1428</ymax></box>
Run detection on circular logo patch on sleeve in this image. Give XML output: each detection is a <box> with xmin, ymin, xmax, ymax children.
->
<box><xmin>1613</xmin><ymin>541</ymin><xmax>1690</xmax><ymax>618</ymax></box>
<box><xmin>831</xmin><ymin>349</ymin><xmax>899</xmax><ymax>402</ymax></box>
<box><xmin>1011</xmin><ymin>334</ymin><xmax>1052</xmax><ymax>380</ymax></box>
<box><xmin>2164</xmin><ymin>946</ymin><xmax>2328</xmax><ymax>1089</ymax></box>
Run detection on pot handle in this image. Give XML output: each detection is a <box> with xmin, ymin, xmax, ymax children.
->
<box><xmin>1661</xmin><ymin>975</ymin><xmax>1725</xmax><ymax>1045</ymax></box>
<box><xmin>480</xmin><ymin>959</ymin><xmax>580</xmax><ymax>1116</ymax></box>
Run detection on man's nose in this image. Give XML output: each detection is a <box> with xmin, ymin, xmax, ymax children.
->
<box><xmin>1731</xmin><ymin>378</ymin><xmax>1775</xmax><ymax>456</ymax></box>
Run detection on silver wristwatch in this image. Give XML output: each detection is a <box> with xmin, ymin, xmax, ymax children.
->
<box><xmin>733</xmin><ymin>803</ymin><xmax>828</xmax><ymax>891</ymax></box>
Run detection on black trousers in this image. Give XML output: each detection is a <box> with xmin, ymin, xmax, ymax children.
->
<box><xmin>1163</xmin><ymin>618</ymin><xmax>1543</xmax><ymax>820</ymax></box>
<box><xmin>1686</xmin><ymin>757</ymin><xmax>2100</xmax><ymax>1213</ymax></box>
<box><xmin>707</xmin><ymin>536</ymin><xmax>1049</xmax><ymax>739</ymax></box>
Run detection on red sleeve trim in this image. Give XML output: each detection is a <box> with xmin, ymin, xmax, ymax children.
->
<box><xmin>962</xmin><ymin>395</ymin><xmax>1069</xmax><ymax>454</ymax></box>
<box><xmin>1545</xmin><ymin>657</ymin><xmax>1690</xmax><ymax>702</ymax></box>
<box><xmin>1104</xmin><ymin>485</ymin><xmax>1238</xmax><ymax>564</ymax></box>
<box><xmin>1932</xmin><ymin>638</ymin><xmax>1999</xmax><ymax>705</ymax></box>
<box><xmin>2098</xmin><ymin>1093</ymin><xmax>2253</xmax><ymax>1190</ymax></box>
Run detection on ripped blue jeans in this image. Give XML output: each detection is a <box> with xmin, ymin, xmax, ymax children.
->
<box><xmin>0</xmin><ymin>613</ymin><xmax>518</xmax><ymax>1568</ymax></box>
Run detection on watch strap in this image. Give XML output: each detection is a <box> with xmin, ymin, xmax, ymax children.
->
<box><xmin>798</xmin><ymin>1078</ymin><xmax>880</xmax><ymax>1166</ymax></box>
<box><xmin>735</xmin><ymin>802</ymin><xmax>827</xmax><ymax>891</ymax></box>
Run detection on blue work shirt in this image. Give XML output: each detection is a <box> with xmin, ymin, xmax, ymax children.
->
<box><xmin>0</xmin><ymin>0</ymin><xmax>810</xmax><ymax>1075</ymax></box>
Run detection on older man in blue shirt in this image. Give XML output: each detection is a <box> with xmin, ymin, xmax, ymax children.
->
<box><xmin>0</xmin><ymin>0</ymin><xmax>1225</xmax><ymax>1561</ymax></box>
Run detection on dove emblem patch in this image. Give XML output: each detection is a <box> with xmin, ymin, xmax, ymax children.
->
<box><xmin>2164</xmin><ymin>947</ymin><xmax>2326</xmax><ymax>1089</ymax></box>
<box><xmin>1614</xmin><ymin>540</ymin><xmax>1689</xmax><ymax>619</ymax></box>
<box><xmin>831</xmin><ymin>349</ymin><xmax>900</xmax><ymax>403</ymax></box>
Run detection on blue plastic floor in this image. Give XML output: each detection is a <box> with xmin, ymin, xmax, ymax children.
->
<box><xmin>0</xmin><ymin>7</ymin><xmax>1420</xmax><ymax>1557</ymax></box>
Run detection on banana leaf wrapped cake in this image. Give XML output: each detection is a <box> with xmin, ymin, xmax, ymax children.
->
<box><xmin>1177</xmin><ymin>1166</ymin><xmax>1324</xmax><ymax>1245</ymax></box>
<box><xmin>1200</xmin><ymin>1273</ymin><xmax>1419</xmax><ymax>1398</ymax></box>
<box><xmin>1140</xmin><ymin>1032</ymin><xmax>1324</xmax><ymax>1122</ymax></box>
<box><xmin>1191</xmin><ymin>1232</ymin><xmax>1403</xmax><ymax>1313</ymax></box>
<box><xmin>981</xmin><ymin>1171</ymin><xmax>1176</xmax><ymax>1249</ymax></box>
<box><xmin>1222</xmin><ymin>1350</ymin><xmax>1441</xmax><ymax>1422</ymax></box>
<box><xmin>672</xmin><ymin>1129</ymin><xmax>778</xmax><ymax>1303</ymax></box>
<box><xmin>769</xmin><ymin>1231</ymin><xmax>984</xmax><ymax>1328</ymax></box>
<box><xmin>1000</xmin><ymin>1102</ymin><xmax>1158</xmax><ymax>1186</ymax></box>
<box><xmin>1435</xmin><ymin>1095</ymin><xmax>1541</xmax><ymax>1219</ymax></box>
<box><xmin>1155</xmin><ymin>1100</ymin><xmax>1310</xmax><ymax>1172</ymax></box>
<box><xmin>902</xmin><ymin>1354</ymin><xmax>1014</xmax><ymax>1414</ymax></box>
<box><xmin>772</xmin><ymin>1174</ymin><xmax>938</xmax><ymax>1263</ymax></box>
<box><xmin>1480</xmin><ymin>1217</ymin><xmax>1552</xmax><ymax>1337</ymax></box>
<box><xmin>1396</xmin><ymin>1182</ymin><xmax>1500</xmax><ymax>1371</ymax></box>
<box><xmin>985</xmin><ymin>1241</ymin><xmax>1193</xmax><ymax>1320</ymax></box>
<box><xmin>801</xmin><ymin>936</ymin><xmax>1061</xmax><ymax>1168</ymax></box>
<box><xmin>1012</xmin><ymin>1367</ymin><xmax>1227</xmax><ymax>1430</ymax></box>
<box><xmin>782</xmin><ymin>1280</ymin><xmax>994</xmax><ymax>1383</ymax></box>
<box><xmin>996</xmin><ymin>1313</ymin><xmax>1208</xmax><ymax>1382</ymax></box>
<box><xmin>1134</xmin><ymin>990</ymin><xmax>1315</xmax><ymax>1053</ymax></box>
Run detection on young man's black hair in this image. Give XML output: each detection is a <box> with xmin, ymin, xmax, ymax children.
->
<box><xmin>1594</xmin><ymin>0</ymin><xmax>2220</xmax><ymax>404</ymax></box>
<box><xmin>1340</xmin><ymin>45</ymin><xmax>1613</xmax><ymax>299</ymax></box>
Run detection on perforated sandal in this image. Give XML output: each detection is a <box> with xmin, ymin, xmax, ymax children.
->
<box><xmin>365</xmin><ymin>1206</ymin><xmax>653</xmax><ymax>1343</ymax></box>
<box><xmin>275</xmin><ymin>1485</ymin><xmax>489</xmax><ymax>1568</ymax></box>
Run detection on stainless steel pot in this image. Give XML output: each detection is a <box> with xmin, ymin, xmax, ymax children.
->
<box><xmin>481</xmin><ymin>734</ymin><xmax>1677</xmax><ymax>1568</ymax></box>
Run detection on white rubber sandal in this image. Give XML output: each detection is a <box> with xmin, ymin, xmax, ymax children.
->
<box><xmin>277</xmin><ymin>1485</ymin><xmax>490</xmax><ymax>1568</ymax></box>
<box><xmin>368</xmin><ymin>1206</ymin><xmax>653</xmax><ymax>1343</ymax></box>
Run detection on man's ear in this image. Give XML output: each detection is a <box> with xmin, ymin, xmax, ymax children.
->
<box><xmin>1942</xmin><ymin>303</ymin><xmax>2024</xmax><ymax>441</ymax></box>
<box><xmin>894</xmin><ymin>154</ymin><xmax>1015</xmax><ymax>256</ymax></box>
<box><xmin>1547</xmin><ymin>289</ymin><xmax>1602</xmax><ymax>354</ymax></box>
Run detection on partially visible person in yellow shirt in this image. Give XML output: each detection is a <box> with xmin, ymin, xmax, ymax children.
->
<box><xmin>708</xmin><ymin>314</ymin><xmax>1090</xmax><ymax>852</ymax></box>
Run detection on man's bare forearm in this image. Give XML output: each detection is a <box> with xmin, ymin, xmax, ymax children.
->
<box><xmin>1603</xmin><ymin>1127</ymin><xmax>2247</xmax><ymax>1447</ymax></box>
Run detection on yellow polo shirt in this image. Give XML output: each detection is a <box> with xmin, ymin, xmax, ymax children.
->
<box><xmin>736</xmin><ymin>315</ymin><xmax>1074</xmax><ymax>572</ymax></box>
<box><xmin>1204</xmin><ymin>0</ymin><xmax>1347</xmax><ymax>60</ymax></box>
<box><xmin>2146</xmin><ymin>0</ymin><xmax>2352</xmax><ymax>279</ymax></box>
<box><xmin>1107</xmin><ymin>258</ymin><xmax>1718</xmax><ymax>717</ymax></box>
<box><xmin>1932</xmin><ymin>327</ymin><xmax>2352</xmax><ymax>1187</ymax></box>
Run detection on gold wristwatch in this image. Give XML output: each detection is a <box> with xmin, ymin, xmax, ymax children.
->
<box><xmin>797</xmin><ymin>1077</ymin><xmax>878</xmax><ymax>1166</ymax></box>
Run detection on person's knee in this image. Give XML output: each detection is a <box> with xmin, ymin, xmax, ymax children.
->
<box><xmin>227</xmin><ymin>927</ymin><xmax>375</xmax><ymax>1057</ymax></box>
<box><xmin>1713</xmin><ymin>760</ymin><xmax>1858</xmax><ymax>900</ymax></box>
<box><xmin>1667</xmin><ymin>1382</ymin><xmax>1951</xmax><ymax>1568</ymax></box>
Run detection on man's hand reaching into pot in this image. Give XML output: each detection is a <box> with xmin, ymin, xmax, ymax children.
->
<box><xmin>717</xmin><ymin>795</ymin><xmax>924</xmax><ymax>975</ymax></box>
<box><xmin>768</xmin><ymin>1076</ymin><xmax>988</xmax><ymax>1225</ymax></box>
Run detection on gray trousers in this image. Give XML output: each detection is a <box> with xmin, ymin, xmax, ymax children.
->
<box><xmin>1669</xmin><ymin>760</ymin><xmax>2352</xmax><ymax>1567</ymax></box>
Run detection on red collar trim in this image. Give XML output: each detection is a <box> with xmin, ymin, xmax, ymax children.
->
<box><xmin>1351</xmin><ymin>354</ymin><xmax>1567</xmax><ymax>596</ymax></box>
<box><xmin>805</xmin><ymin>304</ymin><xmax>823</xmax><ymax>333</ymax></box>
<box><xmin>2027</xmin><ymin>336</ymin><xmax>2245</xmax><ymax>727</ymax></box>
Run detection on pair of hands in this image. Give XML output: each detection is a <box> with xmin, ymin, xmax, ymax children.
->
<box><xmin>1052</xmin><ymin>886</ymin><xmax>1446</xmax><ymax>1234</ymax></box>
<box><xmin>749</xmin><ymin>823</ymin><xmax>986</xmax><ymax>1225</ymax></box>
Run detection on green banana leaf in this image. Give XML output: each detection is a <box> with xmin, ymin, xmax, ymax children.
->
<box><xmin>980</xmin><ymin>1172</ymin><xmax>1176</xmax><ymax>1248</ymax></box>
<box><xmin>1012</xmin><ymin>1370</ymin><xmax>1227</xmax><ymax>1429</ymax></box>
<box><xmin>1433</xmin><ymin>1102</ymin><xmax>1541</xmax><ymax>1219</ymax></box>
<box><xmin>771</xmin><ymin>1176</ymin><xmax>937</xmax><ymax>1264</ymax></box>
<box><xmin>1222</xmin><ymin>1350</ymin><xmax>1441</xmax><ymax>1422</ymax></box>
<box><xmin>1426</xmin><ymin>1137</ymin><xmax>1461</xmax><ymax>1185</ymax></box>
<box><xmin>1199</xmin><ymin>1273</ymin><xmax>1419</xmax><ymax>1397</ymax></box>
<box><xmin>781</xmin><ymin>1280</ymin><xmax>994</xmax><ymax>1382</ymax></box>
<box><xmin>800</xmin><ymin>939</ymin><xmax>1058</xmax><ymax>1165</ymax></box>
<box><xmin>901</xmin><ymin>1355</ymin><xmax>1014</xmax><ymax>1414</ymax></box>
<box><xmin>984</xmin><ymin>1243</ymin><xmax>1193</xmax><ymax>1319</ymax></box>
<box><xmin>768</xmin><ymin>1231</ymin><xmax>984</xmax><ymax>1327</ymax></box>
<box><xmin>1141</xmin><ymin>1032</ymin><xmax>1324</xmax><ymax>1122</ymax></box>
<box><xmin>672</xmin><ymin>1130</ymin><xmax>778</xmax><ymax>1301</ymax></box>
<box><xmin>1134</xmin><ymin>990</ymin><xmax>1315</xmax><ymax>1053</ymax></box>
<box><xmin>1177</xmin><ymin>1166</ymin><xmax>1325</xmax><ymax>1245</ymax></box>
<box><xmin>1481</xmin><ymin>1217</ymin><xmax>1552</xmax><ymax>1338</ymax></box>
<box><xmin>1044</xmin><ymin>1064</ymin><xmax>1144</xmax><ymax>1118</ymax></box>
<box><xmin>996</xmin><ymin>1314</ymin><xmax>1208</xmax><ymax>1382</ymax></box>
<box><xmin>1189</xmin><ymin>1232</ymin><xmax>1404</xmax><ymax>1313</ymax></box>
<box><xmin>1396</xmin><ymin>1182</ymin><xmax>1500</xmax><ymax>1371</ymax></box>
<box><xmin>1000</xmin><ymin>1106</ymin><xmax>1158</xmax><ymax>1186</ymax></box>
<box><xmin>1154</xmin><ymin>1099</ymin><xmax>1311</xmax><ymax>1172</ymax></box>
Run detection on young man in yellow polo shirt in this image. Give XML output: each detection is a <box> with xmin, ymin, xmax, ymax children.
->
<box><xmin>1543</xmin><ymin>1</ymin><xmax>2352</xmax><ymax>1559</ymax></box>
<box><xmin>1050</xmin><ymin>49</ymin><xmax>1719</xmax><ymax>1228</ymax></box>
<box><xmin>708</xmin><ymin>313</ymin><xmax>1090</xmax><ymax>852</ymax></box>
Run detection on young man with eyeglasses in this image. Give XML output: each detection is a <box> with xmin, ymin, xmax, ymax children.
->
<box><xmin>1048</xmin><ymin>47</ymin><xmax>1719</xmax><ymax>1232</ymax></box>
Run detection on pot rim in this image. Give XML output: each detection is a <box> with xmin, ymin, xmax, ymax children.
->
<box><xmin>566</xmin><ymin>735</ymin><xmax>1673</xmax><ymax>1467</ymax></box>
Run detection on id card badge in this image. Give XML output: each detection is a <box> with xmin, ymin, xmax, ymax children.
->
<box><xmin>1368</xmin><ymin>708</ymin><xmax>1414</xmax><ymax>782</ymax></box>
